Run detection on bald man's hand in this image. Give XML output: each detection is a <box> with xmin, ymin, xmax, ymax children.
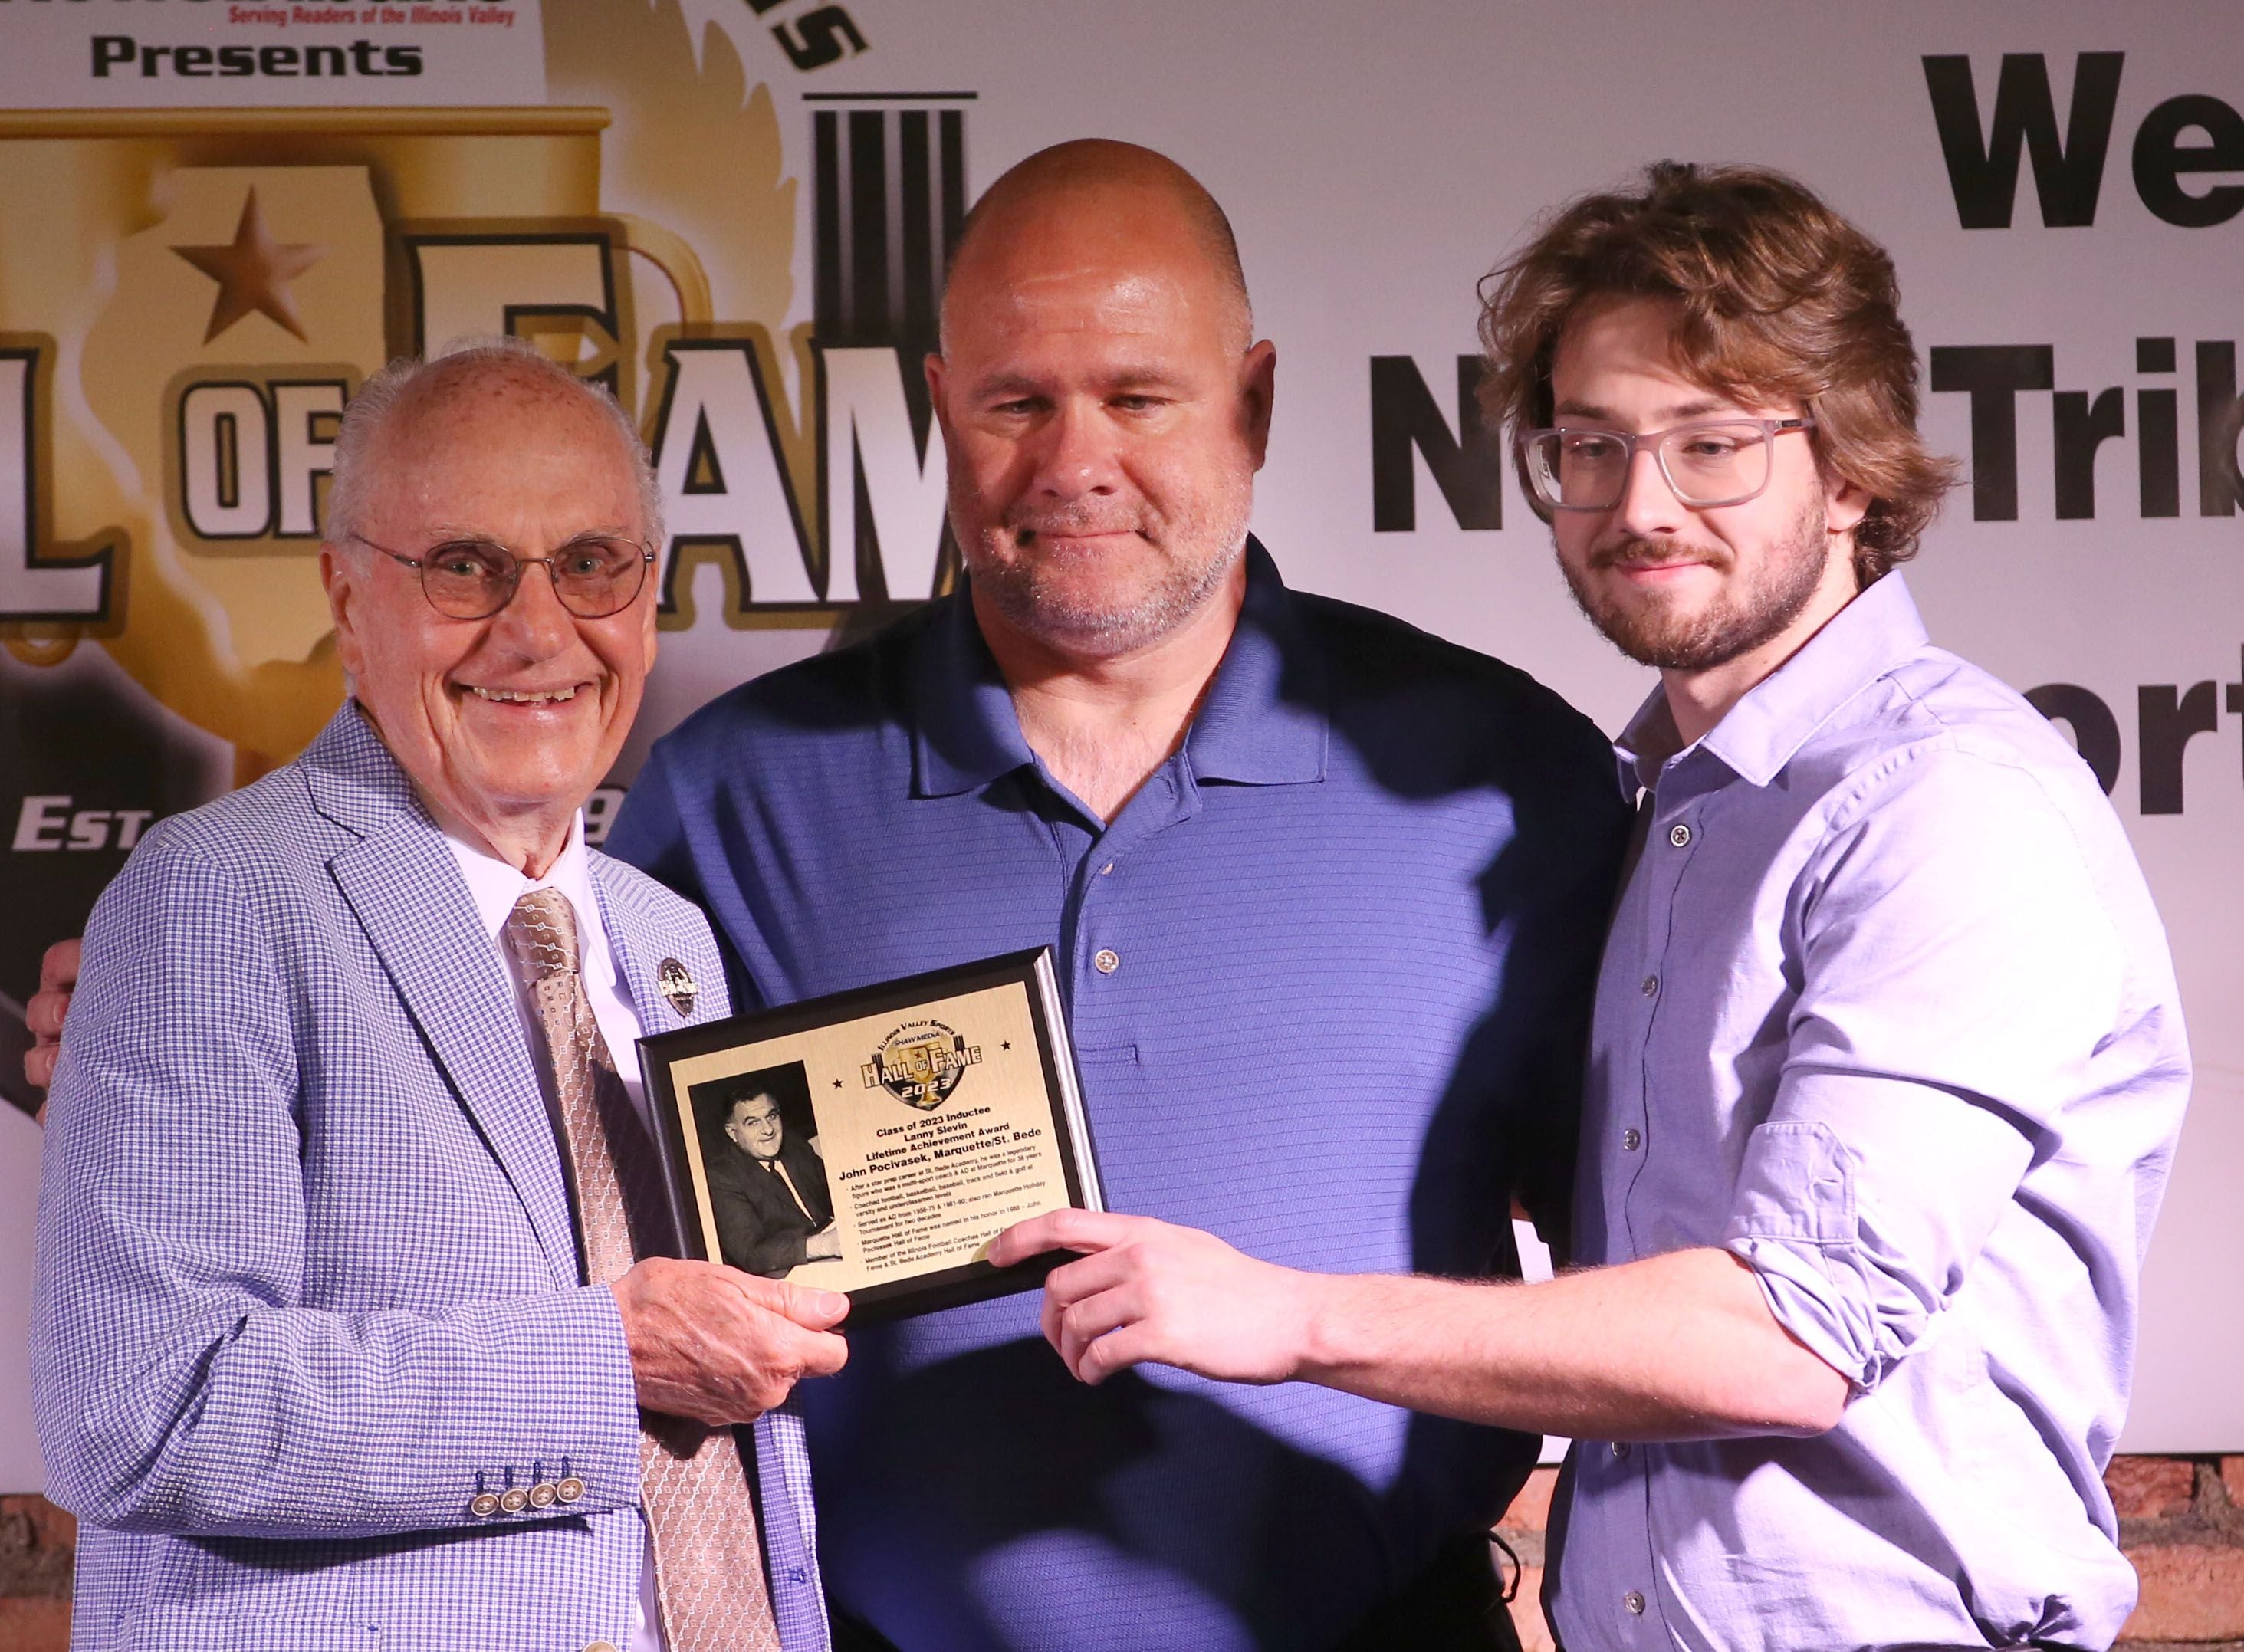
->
<box><xmin>24</xmin><ymin>938</ymin><xmax>80</xmax><ymax>1102</ymax></box>
<box><xmin>612</xmin><ymin>1257</ymin><xmax>850</xmax><ymax>1425</ymax></box>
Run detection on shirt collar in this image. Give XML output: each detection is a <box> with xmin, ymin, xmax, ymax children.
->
<box><xmin>908</xmin><ymin>537</ymin><xmax>1327</xmax><ymax>797</ymax></box>
<box><xmin>1183</xmin><ymin>538</ymin><xmax>1326</xmax><ymax>785</ymax></box>
<box><xmin>908</xmin><ymin>582</ymin><xmax>1038</xmax><ymax>798</ymax></box>
<box><xmin>1615</xmin><ymin>571</ymin><xmax>1932</xmax><ymax>790</ymax></box>
<box><xmin>445</xmin><ymin>811</ymin><xmax>603</xmax><ymax>954</ymax></box>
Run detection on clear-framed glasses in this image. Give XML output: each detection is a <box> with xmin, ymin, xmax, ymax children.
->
<box><xmin>1518</xmin><ymin>418</ymin><xmax>1815</xmax><ymax>512</ymax></box>
<box><xmin>347</xmin><ymin>530</ymin><xmax>655</xmax><ymax>620</ymax></box>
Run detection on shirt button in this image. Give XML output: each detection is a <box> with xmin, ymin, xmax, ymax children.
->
<box><xmin>1641</xmin><ymin>974</ymin><xmax>1658</xmax><ymax>997</ymax></box>
<box><xmin>1625</xmin><ymin>1589</ymin><xmax>1646</xmax><ymax>1614</ymax></box>
<box><xmin>1611</xmin><ymin>1440</ymin><xmax>1632</xmax><ymax>1459</ymax></box>
<box><xmin>1668</xmin><ymin>823</ymin><xmax>1692</xmax><ymax>848</ymax></box>
<box><xmin>1622</xmin><ymin>1128</ymin><xmax>1641</xmax><ymax>1151</ymax></box>
<box><xmin>1099</xmin><ymin>861</ymin><xmax>1115</xmax><ymax>875</ymax></box>
<box><xmin>1093</xmin><ymin>948</ymin><xmax>1121</xmax><ymax>975</ymax></box>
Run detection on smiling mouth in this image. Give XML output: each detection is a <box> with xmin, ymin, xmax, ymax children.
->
<box><xmin>463</xmin><ymin>684</ymin><xmax>586</xmax><ymax>705</ymax></box>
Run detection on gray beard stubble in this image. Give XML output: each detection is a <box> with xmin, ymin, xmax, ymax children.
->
<box><xmin>961</xmin><ymin>481</ymin><xmax>1253</xmax><ymax>658</ymax></box>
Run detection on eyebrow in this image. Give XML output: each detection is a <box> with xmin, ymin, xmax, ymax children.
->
<box><xmin>1553</xmin><ymin>396</ymin><xmax>1733</xmax><ymax>425</ymax></box>
<box><xmin>970</xmin><ymin>373</ymin><xmax>1048</xmax><ymax>400</ymax></box>
<box><xmin>1099</xmin><ymin>365</ymin><xmax>1192</xmax><ymax>392</ymax></box>
<box><xmin>971</xmin><ymin>366</ymin><xmax>1195</xmax><ymax>399</ymax></box>
<box><xmin>418</xmin><ymin>524</ymin><xmax>639</xmax><ymax>545</ymax></box>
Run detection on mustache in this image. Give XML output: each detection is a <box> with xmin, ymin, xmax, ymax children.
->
<box><xmin>1589</xmin><ymin>534</ymin><xmax>1731</xmax><ymax>573</ymax></box>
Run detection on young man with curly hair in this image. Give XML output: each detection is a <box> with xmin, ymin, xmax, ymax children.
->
<box><xmin>997</xmin><ymin>163</ymin><xmax>2190</xmax><ymax>1650</ymax></box>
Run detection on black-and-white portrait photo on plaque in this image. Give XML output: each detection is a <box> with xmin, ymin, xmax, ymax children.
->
<box><xmin>640</xmin><ymin>948</ymin><xmax>1104</xmax><ymax>1322</ymax></box>
<box><xmin>687</xmin><ymin>1062</ymin><xmax>839</xmax><ymax>1281</ymax></box>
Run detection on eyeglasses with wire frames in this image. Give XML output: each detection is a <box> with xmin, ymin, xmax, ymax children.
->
<box><xmin>347</xmin><ymin>530</ymin><xmax>656</xmax><ymax>621</ymax></box>
<box><xmin>1518</xmin><ymin>417</ymin><xmax>1816</xmax><ymax>513</ymax></box>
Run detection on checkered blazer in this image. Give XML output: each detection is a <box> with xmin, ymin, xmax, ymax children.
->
<box><xmin>34</xmin><ymin>704</ymin><xmax>795</xmax><ymax>1652</ymax></box>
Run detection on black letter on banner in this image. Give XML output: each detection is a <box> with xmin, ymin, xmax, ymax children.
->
<box><xmin>2137</xmin><ymin>681</ymin><xmax>2218</xmax><ymax>815</ymax></box>
<box><xmin>772</xmin><ymin>8</ymin><xmax>866</xmax><ymax>71</ymax></box>
<box><xmin>2228</xmin><ymin>652</ymin><xmax>2244</xmax><ymax>782</ymax></box>
<box><xmin>2196</xmin><ymin>341</ymin><xmax>2243</xmax><ymax>517</ymax></box>
<box><xmin>1929</xmin><ymin>345</ymin><xmax>2054</xmax><ymax>521</ymax></box>
<box><xmin>2052</xmin><ymin>386</ymin><xmax>2124</xmax><ymax>520</ymax></box>
<box><xmin>2131</xmin><ymin>94</ymin><xmax>2244</xmax><ymax>228</ymax></box>
<box><xmin>2138</xmin><ymin>337</ymin><xmax>2181</xmax><ymax>519</ymax></box>
<box><xmin>2025</xmin><ymin>684</ymin><xmax>2120</xmax><ymax>796</ymax></box>
<box><xmin>1921</xmin><ymin>52</ymin><xmax>2124</xmax><ymax>228</ymax></box>
<box><xmin>1</xmin><ymin>340</ymin><xmax>117</xmax><ymax>622</ymax></box>
<box><xmin>1369</xmin><ymin>356</ymin><xmax>1502</xmax><ymax>532</ymax></box>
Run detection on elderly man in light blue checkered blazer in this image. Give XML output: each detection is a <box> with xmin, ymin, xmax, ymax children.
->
<box><xmin>33</xmin><ymin>342</ymin><xmax>849</xmax><ymax>1652</ymax></box>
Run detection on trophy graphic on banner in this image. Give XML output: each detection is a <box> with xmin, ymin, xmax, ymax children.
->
<box><xmin>0</xmin><ymin>105</ymin><xmax>698</xmax><ymax>784</ymax></box>
<box><xmin>0</xmin><ymin>2</ymin><xmax>977</xmax><ymax>1108</ymax></box>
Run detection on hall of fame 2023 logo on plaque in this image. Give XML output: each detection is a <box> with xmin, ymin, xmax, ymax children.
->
<box><xmin>862</xmin><ymin>1019</ymin><xmax>981</xmax><ymax>1112</ymax></box>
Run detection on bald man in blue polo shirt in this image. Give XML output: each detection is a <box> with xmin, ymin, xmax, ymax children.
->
<box><xmin>608</xmin><ymin>140</ymin><xmax>1627</xmax><ymax>1652</ymax></box>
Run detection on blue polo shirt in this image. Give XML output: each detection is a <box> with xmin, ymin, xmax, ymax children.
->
<box><xmin>609</xmin><ymin>541</ymin><xmax>1628</xmax><ymax>1652</ymax></box>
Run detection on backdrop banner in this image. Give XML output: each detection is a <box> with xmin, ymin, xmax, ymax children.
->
<box><xmin>0</xmin><ymin>0</ymin><xmax>2234</xmax><ymax>1466</ymax></box>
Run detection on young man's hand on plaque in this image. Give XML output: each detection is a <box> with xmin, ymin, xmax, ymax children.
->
<box><xmin>990</xmin><ymin>1210</ymin><xmax>1318</xmax><ymax>1388</ymax></box>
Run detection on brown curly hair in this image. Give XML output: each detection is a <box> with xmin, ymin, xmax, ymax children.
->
<box><xmin>1477</xmin><ymin>162</ymin><xmax>1959</xmax><ymax>582</ymax></box>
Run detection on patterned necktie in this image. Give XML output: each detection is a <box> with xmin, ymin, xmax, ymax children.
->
<box><xmin>503</xmin><ymin>888</ymin><xmax>780</xmax><ymax>1652</ymax></box>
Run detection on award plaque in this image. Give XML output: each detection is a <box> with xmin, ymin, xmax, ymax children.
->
<box><xmin>637</xmin><ymin>948</ymin><xmax>1102</xmax><ymax>1323</ymax></box>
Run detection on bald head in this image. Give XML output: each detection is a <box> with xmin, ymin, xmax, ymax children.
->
<box><xmin>941</xmin><ymin>140</ymin><xmax>1251</xmax><ymax>356</ymax></box>
<box><xmin>327</xmin><ymin>340</ymin><xmax>660</xmax><ymax>551</ymax></box>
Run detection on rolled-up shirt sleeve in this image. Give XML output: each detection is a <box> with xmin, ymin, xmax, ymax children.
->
<box><xmin>1721</xmin><ymin>743</ymin><xmax>2128</xmax><ymax>1390</ymax></box>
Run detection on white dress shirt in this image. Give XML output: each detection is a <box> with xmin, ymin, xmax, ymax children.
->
<box><xmin>446</xmin><ymin>815</ymin><xmax>669</xmax><ymax>1652</ymax></box>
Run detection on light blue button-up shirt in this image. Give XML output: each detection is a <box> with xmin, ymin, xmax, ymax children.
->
<box><xmin>1549</xmin><ymin>573</ymin><xmax>2190</xmax><ymax>1651</ymax></box>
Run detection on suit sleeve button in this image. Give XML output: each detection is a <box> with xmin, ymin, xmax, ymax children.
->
<box><xmin>469</xmin><ymin>1493</ymin><xmax>502</xmax><ymax>1518</ymax></box>
<box><xmin>499</xmin><ymin>1488</ymin><xmax>531</xmax><ymax>1514</ymax></box>
<box><xmin>557</xmin><ymin>1476</ymin><xmax>586</xmax><ymax>1503</ymax></box>
<box><xmin>528</xmin><ymin>1482</ymin><xmax>559</xmax><ymax>1509</ymax></box>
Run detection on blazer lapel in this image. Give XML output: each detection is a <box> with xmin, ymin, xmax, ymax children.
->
<box><xmin>591</xmin><ymin>855</ymin><xmax>733</xmax><ymax>1260</ymax></box>
<box><xmin>307</xmin><ymin>708</ymin><xmax>583</xmax><ymax>1286</ymax></box>
<box><xmin>592</xmin><ymin>855</ymin><xmax>732</xmax><ymax>1036</ymax></box>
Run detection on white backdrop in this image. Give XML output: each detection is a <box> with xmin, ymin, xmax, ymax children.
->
<box><xmin>646</xmin><ymin>0</ymin><xmax>2241</xmax><ymax>1452</ymax></box>
<box><xmin>0</xmin><ymin>0</ymin><xmax>2234</xmax><ymax>1484</ymax></box>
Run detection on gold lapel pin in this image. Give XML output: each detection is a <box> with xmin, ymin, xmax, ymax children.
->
<box><xmin>656</xmin><ymin>957</ymin><xmax>698</xmax><ymax>1017</ymax></box>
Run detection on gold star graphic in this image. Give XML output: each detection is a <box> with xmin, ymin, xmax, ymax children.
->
<box><xmin>172</xmin><ymin>189</ymin><xmax>325</xmax><ymax>344</ymax></box>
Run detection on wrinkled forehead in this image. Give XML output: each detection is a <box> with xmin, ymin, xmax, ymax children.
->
<box><xmin>379</xmin><ymin>370</ymin><xmax>606</xmax><ymax>460</ymax></box>
<box><xmin>363</xmin><ymin>379</ymin><xmax>640</xmax><ymax>533</ymax></box>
